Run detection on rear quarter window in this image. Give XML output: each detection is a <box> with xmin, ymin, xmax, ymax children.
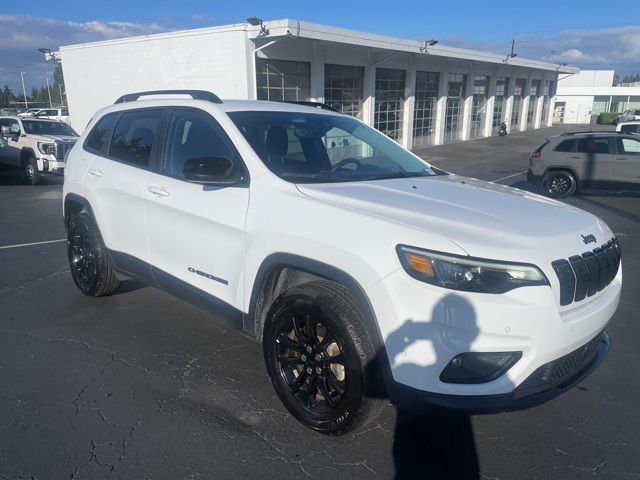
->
<box><xmin>553</xmin><ymin>139</ymin><xmax>576</xmax><ymax>152</ymax></box>
<box><xmin>620</xmin><ymin>124</ymin><xmax>639</xmax><ymax>133</ymax></box>
<box><xmin>84</xmin><ymin>113</ymin><xmax>118</xmax><ymax>153</ymax></box>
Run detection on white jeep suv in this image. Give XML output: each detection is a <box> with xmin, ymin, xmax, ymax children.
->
<box><xmin>63</xmin><ymin>90</ymin><xmax>621</xmax><ymax>434</ymax></box>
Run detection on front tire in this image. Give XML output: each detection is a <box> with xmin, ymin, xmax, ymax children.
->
<box><xmin>263</xmin><ymin>281</ymin><xmax>384</xmax><ymax>435</ymax></box>
<box><xmin>67</xmin><ymin>212</ymin><xmax>121</xmax><ymax>296</ymax></box>
<box><xmin>21</xmin><ymin>157</ymin><xmax>40</xmax><ymax>185</ymax></box>
<box><xmin>544</xmin><ymin>170</ymin><xmax>577</xmax><ymax>198</ymax></box>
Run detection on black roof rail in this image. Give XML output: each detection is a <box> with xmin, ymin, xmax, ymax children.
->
<box><xmin>114</xmin><ymin>90</ymin><xmax>223</xmax><ymax>104</ymax></box>
<box><xmin>559</xmin><ymin>130</ymin><xmax>624</xmax><ymax>136</ymax></box>
<box><xmin>280</xmin><ymin>101</ymin><xmax>341</xmax><ymax>113</ymax></box>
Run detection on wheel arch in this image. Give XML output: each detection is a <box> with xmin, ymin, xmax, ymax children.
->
<box><xmin>20</xmin><ymin>147</ymin><xmax>36</xmax><ymax>165</ymax></box>
<box><xmin>64</xmin><ymin>193</ymin><xmax>97</xmax><ymax>230</ymax></box>
<box><xmin>247</xmin><ymin>254</ymin><xmax>385</xmax><ymax>352</ymax></box>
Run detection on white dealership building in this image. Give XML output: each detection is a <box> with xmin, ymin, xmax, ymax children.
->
<box><xmin>58</xmin><ymin>19</ymin><xmax>576</xmax><ymax>148</ymax></box>
<box><xmin>554</xmin><ymin>70</ymin><xmax>640</xmax><ymax>124</ymax></box>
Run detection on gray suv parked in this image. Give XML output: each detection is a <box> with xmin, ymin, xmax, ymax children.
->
<box><xmin>527</xmin><ymin>131</ymin><xmax>640</xmax><ymax>197</ymax></box>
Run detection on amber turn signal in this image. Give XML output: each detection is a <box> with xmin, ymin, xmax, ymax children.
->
<box><xmin>406</xmin><ymin>253</ymin><xmax>435</xmax><ymax>276</ymax></box>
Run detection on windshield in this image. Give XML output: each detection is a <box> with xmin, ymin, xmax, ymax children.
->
<box><xmin>22</xmin><ymin>120</ymin><xmax>78</xmax><ymax>137</ymax></box>
<box><xmin>228</xmin><ymin>111</ymin><xmax>439</xmax><ymax>183</ymax></box>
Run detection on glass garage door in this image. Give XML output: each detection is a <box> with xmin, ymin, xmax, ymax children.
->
<box><xmin>256</xmin><ymin>59</ymin><xmax>311</xmax><ymax>101</ymax></box>
<box><xmin>470</xmin><ymin>75</ymin><xmax>489</xmax><ymax>139</ymax></box>
<box><xmin>324</xmin><ymin>64</ymin><xmax>365</xmax><ymax>119</ymax></box>
<box><xmin>526</xmin><ymin>80</ymin><xmax>541</xmax><ymax>129</ymax></box>
<box><xmin>492</xmin><ymin>77</ymin><xmax>509</xmax><ymax>135</ymax></box>
<box><xmin>374</xmin><ymin>68</ymin><xmax>406</xmax><ymax>141</ymax></box>
<box><xmin>511</xmin><ymin>78</ymin><xmax>526</xmax><ymax>131</ymax></box>
<box><xmin>444</xmin><ymin>73</ymin><xmax>467</xmax><ymax>143</ymax></box>
<box><xmin>412</xmin><ymin>71</ymin><xmax>440</xmax><ymax>148</ymax></box>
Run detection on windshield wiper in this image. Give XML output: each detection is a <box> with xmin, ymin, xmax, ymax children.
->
<box><xmin>360</xmin><ymin>171</ymin><xmax>433</xmax><ymax>181</ymax></box>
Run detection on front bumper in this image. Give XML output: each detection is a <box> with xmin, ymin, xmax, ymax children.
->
<box><xmin>365</xmin><ymin>263</ymin><xmax>621</xmax><ymax>406</ymax></box>
<box><xmin>37</xmin><ymin>158</ymin><xmax>65</xmax><ymax>175</ymax></box>
<box><xmin>389</xmin><ymin>331</ymin><xmax>609</xmax><ymax>413</ymax></box>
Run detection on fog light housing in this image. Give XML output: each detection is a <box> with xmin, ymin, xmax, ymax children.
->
<box><xmin>440</xmin><ymin>351</ymin><xmax>522</xmax><ymax>384</ymax></box>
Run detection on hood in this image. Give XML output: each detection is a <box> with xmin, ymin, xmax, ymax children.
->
<box><xmin>29</xmin><ymin>134</ymin><xmax>78</xmax><ymax>142</ymax></box>
<box><xmin>296</xmin><ymin>175</ymin><xmax>612</xmax><ymax>262</ymax></box>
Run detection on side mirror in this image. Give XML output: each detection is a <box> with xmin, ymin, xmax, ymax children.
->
<box><xmin>182</xmin><ymin>155</ymin><xmax>244</xmax><ymax>185</ymax></box>
<box><xmin>1</xmin><ymin>126</ymin><xmax>10</xmax><ymax>137</ymax></box>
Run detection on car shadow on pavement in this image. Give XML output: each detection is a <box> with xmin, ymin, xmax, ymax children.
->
<box><xmin>0</xmin><ymin>168</ymin><xmax>64</xmax><ymax>186</ymax></box>
<box><xmin>366</xmin><ymin>293</ymin><xmax>506</xmax><ymax>479</ymax></box>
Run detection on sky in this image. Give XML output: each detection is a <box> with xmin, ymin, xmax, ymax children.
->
<box><xmin>1</xmin><ymin>0</ymin><xmax>640</xmax><ymax>93</ymax></box>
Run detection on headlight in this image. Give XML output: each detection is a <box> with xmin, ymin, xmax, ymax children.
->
<box><xmin>396</xmin><ymin>245</ymin><xmax>549</xmax><ymax>293</ymax></box>
<box><xmin>37</xmin><ymin>142</ymin><xmax>55</xmax><ymax>155</ymax></box>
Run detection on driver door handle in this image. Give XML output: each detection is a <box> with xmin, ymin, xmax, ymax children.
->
<box><xmin>147</xmin><ymin>185</ymin><xmax>169</xmax><ymax>197</ymax></box>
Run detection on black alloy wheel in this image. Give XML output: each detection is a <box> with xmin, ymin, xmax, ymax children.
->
<box><xmin>67</xmin><ymin>212</ymin><xmax>121</xmax><ymax>296</ymax></box>
<box><xmin>275</xmin><ymin>310</ymin><xmax>347</xmax><ymax>414</ymax></box>
<box><xmin>264</xmin><ymin>281</ymin><xmax>383</xmax><ymax>435</ymax></box>
<box><xmin>545</xmin><ymin>171</ymin><xmax>576</xmax><ymax>198</ymax></box>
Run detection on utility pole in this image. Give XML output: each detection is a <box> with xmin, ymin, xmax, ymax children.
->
<box><xmin>20</xmin><ymin>71</ymin><xmax>28</xmax><ymax>108</ymax></box>
<box><xmin>46</xmin><ymin>78</ymin><xmax>53</xmax><ymax>107</ymax></box>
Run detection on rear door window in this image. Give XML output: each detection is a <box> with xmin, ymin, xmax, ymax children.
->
<box><xmin>108</xmin><ymin>109</ymin><xmax>164</xmax><ymax>167</ymax></box>
<box><xmin>617</xmin><ymin>138</ymin><xmax>640</xmax><ymax>155</ymax></box>
<box><xmin>576</xmin><ymin>137</ymin><xmax>611</xmax><ymax>154</ymax></box>
<box><xmin>554</xmin><ymin>139</ymin><xmax>576</xmax><ymax>152</ymax></box>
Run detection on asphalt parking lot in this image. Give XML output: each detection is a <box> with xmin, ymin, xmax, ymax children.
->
<box><xmin>1</xmin><ymin>124</ymin><xmax>639</xmax><ymax>479</ymax></box>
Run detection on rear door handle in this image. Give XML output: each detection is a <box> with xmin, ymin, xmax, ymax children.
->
<box><xmin>615</xmin><ymin>157</ymin><xmax>627</xmax><ymax>161</ymax></box>
<box><xmin>570</xmin><ymin>155</ymin><xmax>580</xmax><ymax>159</ymax></box>
<box><xmin>147</xmin><ymin>185</ymin><xmax>169</xmax><ymax>197</ymax></box>
<box><xmin>88</xmin><ymin>168</ymin><xmax>103</xmax><ymax>177</ymax></box>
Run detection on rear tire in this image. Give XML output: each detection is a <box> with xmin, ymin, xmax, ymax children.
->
<box><xmin>544</xmin><ymin>170</ymin><xmax>577</xmax><ymax>198</ymax></box>
<box><xmin>21</xmin><ymin>157</ymin><xmax>40</xmax><ymax>185</ymax></box>
<box><xmin>67</xmin><ymin>212</ymin><xmax>121</xmax><ymax>296</ymax></box>
<box><xmin>263</xmin><ymin>281</ymin><xmax>384</xmax><ymax>435</ymax></box>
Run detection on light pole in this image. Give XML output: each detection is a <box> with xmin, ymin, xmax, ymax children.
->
<box><xmin>20</xmin><ymin>71</ymin><xmax>28</xmax><ymax>109</ymax></box>
<box><xmin>46</xmin><ymin>78</ymin><xmax>53</xmax><ymax>107</ymax></box>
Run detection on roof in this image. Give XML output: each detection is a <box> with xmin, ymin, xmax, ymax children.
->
<box><xmin>249</xmin><ymin>19</ymin><xmax>578</xmax><ymax>74</ymax></box>
<box><xmin>57</xmin><ymin>18</ymin><xmax>576</xmax><ymax>74</ymax></box>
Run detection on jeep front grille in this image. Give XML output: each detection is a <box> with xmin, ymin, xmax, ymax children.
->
<box><xmin>552</xmin><ymin>238</ymin><xmax>621</xmax><ymax>306</ymax></box>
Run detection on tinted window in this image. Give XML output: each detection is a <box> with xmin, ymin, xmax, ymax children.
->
<box><xmin>617</xmin><ymin>138</ymin><xmax>640</xmax><ymax>155</ymax></box>
<box><xmin>108</xmin><ymin>109</ymin><xmax>164</xmax><ymax>167</ymax></box>
<box><xmin>22</xmin><ymin>120</ymin><xmax>77</xmax><ymax>136</ymax></box>
<box><xmin>620</xmin><ymin>124</ymin><xmax>639</xmax><ymax>133</ymax></box>
<box><xmin>61</xmin><ymin>108</ymin><xmax>69</xmax><ymax>115</ymax></box>
<box><xmin>85</xmin><ymin>114</ymin><xmax>117</xmax><ymax>153</ymax></box>
<box><xmin>162</xmin><ymin>109</ymin><xmax>238</xmax><ymax>178</ymax></box>
<box><xmin>554</xmin><ymin>139</ymin><xmax>576</xmax><ymax>152</ymax></box>
<box><xmin>576</xmin><ymin>137</ymin><xmax>611</xmax><ymax>154</ymax></box>
<box><xmin>229</xmin><ymin>111</ymin><xmax>437</xmax><ymax>183</ymax></box>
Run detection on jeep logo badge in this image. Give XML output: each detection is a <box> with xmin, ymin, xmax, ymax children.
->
<box><xmin>581</xmin><ymin>234</ymin><xmax>597</xmax><ymax>245</ymax></box>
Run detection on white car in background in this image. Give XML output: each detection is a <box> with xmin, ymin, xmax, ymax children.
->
<box><xmin>614</xmin><ymin>109</ymin><xmax>640</xmax><ymax>125</ymax></box>
<box><xmin>35</xmin><ymin>107</ymin><xmax>70</xmax><ymax>124</ymax></box>
<box><xmin>18</xmin><ymin>108</ymin><xmax>44</xmax><ymax>118</ymax></box>
<box><xmin>616</xmin><ymin>121</ymin><xmax>640</xmax><ymax>135</ymax></box>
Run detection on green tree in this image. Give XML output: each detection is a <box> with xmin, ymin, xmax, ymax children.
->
<box><xmin>52</xmin><ymin>63</ymin><xmax>66</xmax><ymax>106</ymax></box>
<box><xmin>0</xmin><ymin>85</ymin><xmax>15</xmax><ymax>108</ymax></box>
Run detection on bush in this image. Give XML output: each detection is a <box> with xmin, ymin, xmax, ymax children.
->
<box><xmin>597</xmin><ymin>112</ymin><xmax>619</xmax><ymax>125</ymax></box>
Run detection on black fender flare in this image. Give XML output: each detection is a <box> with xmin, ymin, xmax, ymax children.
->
<box><xmin>247</xmin><ymin>253</ymin><xmax>392</xmax><ymax>395</ymax></box>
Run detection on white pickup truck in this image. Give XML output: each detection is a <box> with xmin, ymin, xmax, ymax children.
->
<box><xmin>0</xmin><ymin>116</ymin><xmax>78</xmax><ymax>184</ymax></box>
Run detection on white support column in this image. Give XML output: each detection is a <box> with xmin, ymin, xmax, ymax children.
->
<box><xmin>434</xmin><ymin>61</ymin><xmax>448</xmax><ymax>145</ymax></box>
<box><xmin>534</xmin><ymin>81</ymin><xmax>544</xmax><ymax>129</ymax></box>
<box><xmin>461</xmin><ymin>64</ymin><xmax>475</xmax><ymax>141</ymax></box>
<box><xmin>402</xmin><ymin>61</ymin><xmax>416</xmax><ymax>149</ymax></box>
<box><xmin>310</xmin><ymin>40</ymin><xmax>324</xmax><ymax>102</ymax></box>
<box><xmin>520</xmin><ymin>73</ymin><xmax>532</xmax><ymax>132</ymax></box>
<box><xmin>485</xmin><ymin>69</ymin><xmax>497</xmax><ymax>137</ymax></box>
<box><xmin>504</xmin><ymin>71</ymin><xmax>515</xmax><ymax>133</ymax></box>
<box><xmin>362</xmin><ymin>50</ymin><xmax>376</xmax><ymax>128</ymax></box>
